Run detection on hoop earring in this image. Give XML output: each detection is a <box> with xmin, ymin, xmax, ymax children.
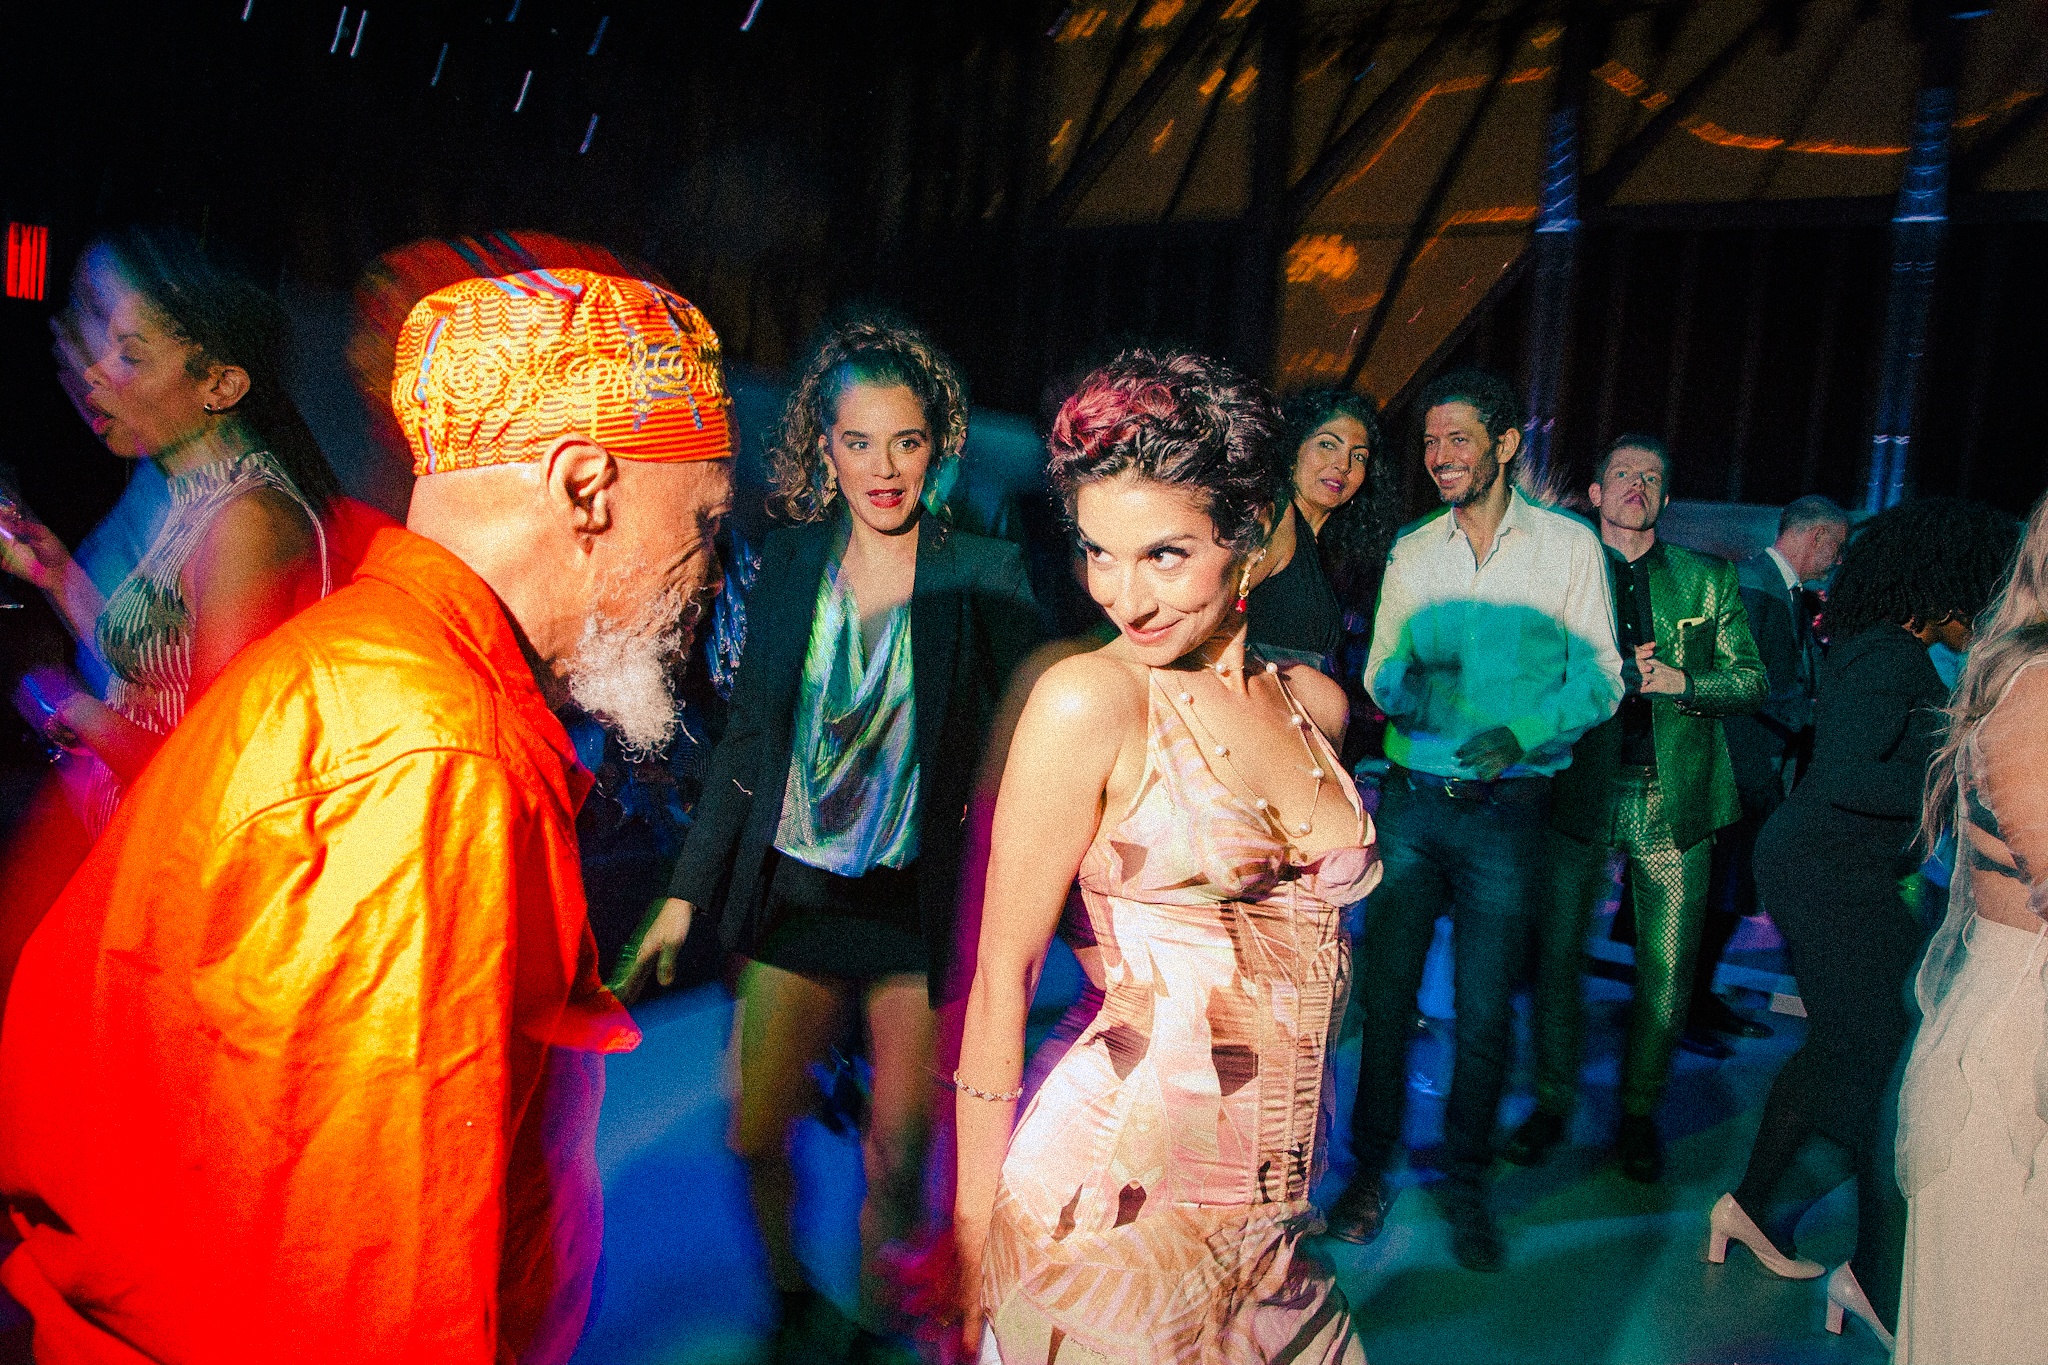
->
<box><xmin>202</xmin><ymin>403</ymin><xmax>219</xmax><ymax>415</ymax></box>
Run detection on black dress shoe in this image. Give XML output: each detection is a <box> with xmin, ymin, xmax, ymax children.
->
<box><xmin>1323</xmin><ymin>1173</ymin><xmax>1390</xmax><ymax>1244</ymax></box>
<box><xmin>1679</xmin><ymin>1027</ymin><xmax>1734</xmax><ymax>1060</ymax></box>
<box><xmin>1618</xmin><ymin>1113</ymin><xmax>1664</xmax><ymax>1183</ymax></box>
<box><xmin>1501</xmin><ymin>1109</ymin><xmax>1566</xmax><ymax>1167</ymax></box>
<box><xmin>1694</xmin><ymin>994</ymin><xmax>1773</xmax><ymax>1039</ymax></box>
<box><xmin>1443</xmin><ymin>1193</ymin><xmax>1505</xmax><ymax>1272</ymax></box>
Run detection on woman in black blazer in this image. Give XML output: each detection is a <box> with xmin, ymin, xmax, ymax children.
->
<box><xmin>624</xmin><ymin>315</ymin><xmax>1039</xmax><ymax>1358</ymax></box>
<box><xmin>1709</xmin><ymin>498</ymin><xmax>2017</xmax><ymax>1349</ymax></box>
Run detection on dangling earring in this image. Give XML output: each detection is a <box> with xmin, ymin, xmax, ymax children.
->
<box><xmin>1235</xmin><ymin>548</ymin><xmax>1266</xmax><ymax>613</ymax></box>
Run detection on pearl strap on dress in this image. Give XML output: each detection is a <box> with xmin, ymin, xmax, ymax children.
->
<box><xmin>1172</xmin><ymin>652</ymin><xmax>1327</xmax><ymax>843</ymax></box>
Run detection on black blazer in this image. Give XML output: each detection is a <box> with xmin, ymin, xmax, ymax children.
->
<box><xmin>1757</xmin><ymin>624</ymin><xmax>1946</xmax><ymax>898</ymax></box>
<box><xmin>668</xmin><ymin>513</ymin><xmax>1042</xmax><ymax>1000</ymax></box>
<box><xmin>1723</xmin><ymin>550</ymin><xmax>1817</xmax><ymax>807</ymax></box>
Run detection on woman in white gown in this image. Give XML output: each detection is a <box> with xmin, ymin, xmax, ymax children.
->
<box><xmin>1895</xmin><ymin>489</ymin><xmax>2048</xmax><ymax>1364</ymax></box>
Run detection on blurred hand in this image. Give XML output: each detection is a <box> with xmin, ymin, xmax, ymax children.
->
<box><xmin>1635</xmin><ymin>642</ymin><xmax>1687</xmax><ymax>696</ymax></box>
<box><xmin>614</xmin><ymin>897</ymin><xmax>694</xmax><ymax>1004</ymax></box>
<box><xmin>0</xmin><ymin>500</ymin><xmax>73</xmax><ymax>593</ymax></box>
<box><xmin>13</xmin><ymin>666</ymin><xmax>85</xmax><ymax>751</ymax></box>
<box><xmin>953</xmin><ymin>1224</ymin><xmax>987</xmax><ymax>1362</ymax></box>
<box><xmin>1455</xmin><ymin>725</ymin><xmax>1523</xmax><ymax>781</ymax></box>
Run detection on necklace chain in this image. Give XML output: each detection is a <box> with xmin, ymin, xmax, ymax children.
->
<box><xmin>1169</xmin><ymin>650</ymin><xmax>1328</xmax><ymax>843</ymax></box>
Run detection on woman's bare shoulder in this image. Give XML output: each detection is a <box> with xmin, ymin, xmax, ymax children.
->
<box><xmin>1277</xmin><ymin>661</ymin><xmax>1349</xmax><ymax>742</ymax></box>
<box><xmin>1022</xmin><ymin>642</ymin><xmax>1148</xmax><ymax>733</ymax></box>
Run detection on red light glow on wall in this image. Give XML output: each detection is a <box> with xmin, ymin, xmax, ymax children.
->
<box><xmin>6</xmin><ymin>223</ymin><xmax>49</xmax><ymax>302</ymax></box>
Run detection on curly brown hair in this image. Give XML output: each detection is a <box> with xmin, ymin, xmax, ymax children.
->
<box><xmin>766</xmin><ymin>312</ymin><xmax>970</xmax><ymax>524</ymax></box>
<box><xmin>1278</xmin><ymin>387</ymin><xmax>1396</xmax><ymax>605</ymax></box>
<box><xmin>1045</xmin><ymin>349</ymin><xmax>1283</xmax><ymax>555</ymax></box>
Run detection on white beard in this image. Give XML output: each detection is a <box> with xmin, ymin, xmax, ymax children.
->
<box><xmin>564</xmin><ymin>579</ymin><xmax>696</xmax><ymax>761</ymax></box>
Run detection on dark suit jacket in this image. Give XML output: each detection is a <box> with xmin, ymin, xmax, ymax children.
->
<box><xmin>1722</xmin><ymin>550</ymin><xmax>1816</xmax><ymax>809</ymax></box>
<box><xmin>667</xmin><ymin>513</ymin><xmax>1042</xmax><ymax>1002</ymax></box>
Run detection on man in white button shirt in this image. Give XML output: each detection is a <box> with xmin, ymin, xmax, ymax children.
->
<box><xmin>1323</xmin><ymin>369</ymin><xmax>1623</xmax><ymax>1271</ymax></box>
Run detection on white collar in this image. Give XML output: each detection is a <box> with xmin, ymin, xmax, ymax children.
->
<box><xmin>1443</xmin><ymin>485</ymin><xmax>1529</xmax><ymax>544</ymax></box>
<box><xmin>1764</xmin><ymin>545</ymin><xmax>1801</xmax><ymax>593</ymax></box>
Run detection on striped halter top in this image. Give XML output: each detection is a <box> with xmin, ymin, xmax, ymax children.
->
<box><xmin>96</xmin><ymin>448</ymin><xmax>328</xmax><ymax>739</ymax></box>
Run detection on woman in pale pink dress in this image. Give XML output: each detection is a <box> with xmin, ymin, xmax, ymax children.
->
<box><xmin>952</xmin><ymin>350</ymin><xmax>1379</xmax><ymax>1364</ymax></box>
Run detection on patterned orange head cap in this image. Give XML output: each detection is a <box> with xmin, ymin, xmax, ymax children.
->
<box><xmin>391</xmin><ymin>267</ymin><xmax>732</xmax><ymax>476</ymax></box>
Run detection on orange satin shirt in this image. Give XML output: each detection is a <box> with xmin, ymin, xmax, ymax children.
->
<box><xmin>0</xmin><ymin>526</ymin><xmax>640</xmax><ymax>1364</ymax></box>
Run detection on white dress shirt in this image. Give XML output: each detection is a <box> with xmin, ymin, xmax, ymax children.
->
<box><xmin>1366</xmin><ymin>487</ymin><xmax>1624</xmax><ymax>779</ymax></box>
<box><xmin>1764</xmin><ymin>545</ymin><xmax>1801</xmax><ymax>594</ymax></box>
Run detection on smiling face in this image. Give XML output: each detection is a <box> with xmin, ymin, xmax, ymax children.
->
<box><xmin>1422</xmin><ymin>400</ymin><xmax>1513</xmax><ymax>508</ymax></box>
<box><xmin>1291</xmin><ymin>414</ymin><xmax>1370</xmax><ymax>518</ymax></box>
<box><xmin>1075</xmin><ymin>471</ymin><xmax>1240</xmax><ymax>666</ymax></box>
<box><xmin>78</xmin><ymin>284</ymin><xmax>223</xmax><ymax>460</ymax></box>
<box><xmin>1588</xmin><ymin>444</ymin><xmax>1667</xmax><ymax>534</ymax></box>
<box><xmin>822</xmin><ymin>380</ymin><xmax>932</xmax><ymax>536</ymax></box>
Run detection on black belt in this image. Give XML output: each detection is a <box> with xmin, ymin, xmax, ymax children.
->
<box><xmin>1392</xmin><ymin>765</ymin><xmax>1551</xmax><ymax>804</ymax></box>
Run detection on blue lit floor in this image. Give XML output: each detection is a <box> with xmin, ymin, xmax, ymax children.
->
<box><xmin>573</xmin><ymin>956</ymin><xmax>1893</xmax><ymax>1365</ymax></box>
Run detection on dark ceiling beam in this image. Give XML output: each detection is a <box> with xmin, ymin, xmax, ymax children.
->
<box><xmin>1955</xmin><ymin>67</ymin><xmax>2048</xmax><ymax>191</ymax></box>
<box><xmin>1582</xmin><ymin>4</ymin><xmax>1777</xmax><ymax>207</ymax></box>
<box><xmin>1284</xmin><ymin>0</ymin><xmax>1491</xmax><ymax>233</ymax></box>
<box><xmin>1161</xmin><ymin>9</ymin><xmax>1263</xmax><ymax>222</ymax></box>
<box><xmin>1074</xmin><ymin>2</ymin><xmax>1147</xmax><ymax>158</ymax></box>
<box><xmin>1038</xmin><ymin>0</ymin><xmax>1232</xmax><ymax>228</ymax></box>
<box><xmin>1307</xmin><ymin>3</ymin><xmax>1402</xmax><ymax>164</ymax></box>
<box><xmin>1340</xmin><ymin>6</ymin><xmax>1538</xmax><ymax>388</ymax></box>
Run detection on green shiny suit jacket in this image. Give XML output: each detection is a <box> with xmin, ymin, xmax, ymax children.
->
<box><xmin>1550</xmin><ymin>540</ymin><xmax>1768</xmax><ymax>852</ymax></box>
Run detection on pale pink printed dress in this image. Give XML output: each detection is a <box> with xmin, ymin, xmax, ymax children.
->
<box><xmin>983</xmin><ymin>668</ymin><xmax>1381</xmax><ymax>1364</ymax></box>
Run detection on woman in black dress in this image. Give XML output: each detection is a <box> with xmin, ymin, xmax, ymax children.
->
<box><xmin>1245</xmin><ymin>388</ymin><xmax>1399</xmax><ymax>674</ymax></box>
<box><xmin>621</xmin><ymin>315</ymin><xmax>1040</xmax><ymax>1361</ymax></box>
<box><xmin>1709</xmin><ymin>498</ymin><xmax>2017</xmax><ymax>1348</ymax></box>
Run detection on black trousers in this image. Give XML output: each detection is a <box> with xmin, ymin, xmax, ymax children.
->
<box><xmin>1691</xmin><ymin>779</ymin><xmax>1781</xmax><ymax>1017</ymax></box>
<box><xmin>1736</xmin><ymin>805</ymin><xmax>1923</xmax><ymax>1331</ymax></box>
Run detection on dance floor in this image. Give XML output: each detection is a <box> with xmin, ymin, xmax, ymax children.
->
<box><xmin>0</xmin><ymin>935</ymin><xmax>1888</xmax><ymax>1364</ymax></box>
<box><xmin>575</xmin><ymin>947</ymin><xmax>1893</xmax><ymax>1365</ymax></box>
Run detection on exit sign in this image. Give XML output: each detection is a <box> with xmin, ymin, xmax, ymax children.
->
<box><xmin>6</xmin><ymin>224</ymin><xmax>48</xmax><ymax>301</ymax></box>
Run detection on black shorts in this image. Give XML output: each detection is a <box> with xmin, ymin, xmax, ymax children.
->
<box><xmin>750</xmin><ymin>853</ymin><xmax>926</xmax><ymax>980</ymax></box>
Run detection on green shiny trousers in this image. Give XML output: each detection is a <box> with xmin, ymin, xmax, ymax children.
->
<box><xmin>1534</xmin><ymin>767</ymin><xmax>1713</xmax><ymax>1118</ymax></box>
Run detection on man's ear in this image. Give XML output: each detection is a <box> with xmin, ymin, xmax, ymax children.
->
<box><xmin>1494</xmin><ymin>424</ymin><xmax>1522</xmax><ymax>467</ymax></box>
<box><xmin>541</xmin><ymin>436</ymin><xmax>619</xmax><ymax>537</ymax></box>
<box><xmin>1587</xmin><ymin>481</ymin><xmax>1604</xmax><ymax>511</ymax></box>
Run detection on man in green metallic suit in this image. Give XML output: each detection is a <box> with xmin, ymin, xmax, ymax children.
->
<box><xmin>1504</xmin><ymin>435</ymin><xmax>1766</xmax><ymax>1182</ymax></box>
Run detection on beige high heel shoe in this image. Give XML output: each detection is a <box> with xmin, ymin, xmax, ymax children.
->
<box><xmin>1703</xmin><ymin>1193</ymin><xmax>1825</xmax><ymax>1279</ymax></box>
<box><xmin>1825</xmin><ymin>1262</ymin><xmax>1895</xmax><ymax>1351</ymax></box>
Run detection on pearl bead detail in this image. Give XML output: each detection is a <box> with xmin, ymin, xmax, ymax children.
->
<box><xmin>1265</xmin><ymin>661</ymin><xmax>1278</xmax><ymax>673</ymax></box>
<box><xmin>1213</xmin><ymin>744</ymin><xmax>1229</xmax><ymax>757</ymax></box>
<box><xmin>1254</xmin><ymin>797</ymin><xmax>1269</xmax><ymax>811</ymax></box>
<box><xmin>1310</xmin><ymin>768</ymin><xmax>1324</xmax><ymax>780</ymax></box>
<box><xmin>1179</xmin><ymin>691</ymin><xmax>1193</xmax><ymax>703</ymax></box>
<box><xmin>1296</xmin><ymin>822</ymin><xmax>1312</xmax><ymax>835</ymax></box>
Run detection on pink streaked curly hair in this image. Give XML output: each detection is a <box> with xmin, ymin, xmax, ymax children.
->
<box><xmin>1045</xmin><ymin>349</ymin><xmax>1283</xmax><ymax>554</ymax></box>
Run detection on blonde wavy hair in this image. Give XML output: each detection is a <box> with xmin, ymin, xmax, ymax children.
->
<box><xmin>767</xmin><ymin>313</ymin><xmax>970</xmax><ymax>524</ymax></box>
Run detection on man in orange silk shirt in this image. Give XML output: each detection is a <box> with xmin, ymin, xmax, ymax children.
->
<box><xmin>0</xmin><ymin>267</ymin><xmax>734</xmax><ymax>1363</ymax></box>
